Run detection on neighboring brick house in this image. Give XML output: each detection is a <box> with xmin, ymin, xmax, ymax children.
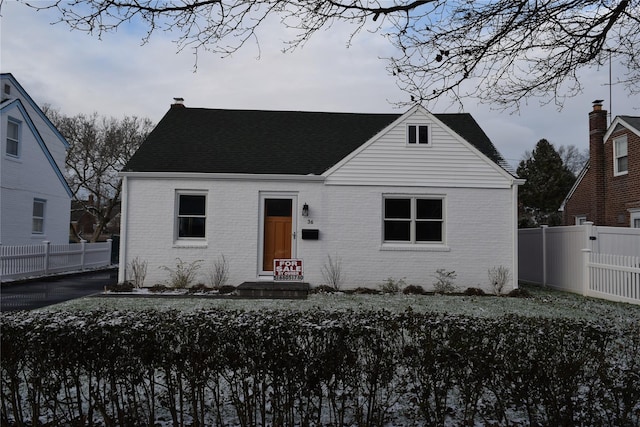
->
<box><xmin>561</xmin><ymin>101</ymin><xmax>640</xmax><ymax>227</ymax></box>
<box><xmin>118</xmin><ymin>102</ymin><xmax>523</xmax><ymax>291</ymax></box>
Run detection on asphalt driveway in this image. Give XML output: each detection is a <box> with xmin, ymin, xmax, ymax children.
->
<box><xmin>0</xmin><ymin>268</ymin><xmax>118</xmax><ymax>312</ymax></box>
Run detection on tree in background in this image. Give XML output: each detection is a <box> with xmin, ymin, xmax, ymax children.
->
<box><xmin>517</xmin><ymin>139</ymin><xmax>577</xmax><ymax>227</ymax></box>
<box><xmin>25</xmin><ymin>0</ymin><xmax>639</xmax><ymax>110</ymax></box>
<box><xmin>45</xmin><ymin>107</ymin><xmax>153</xmax><ymax>242</ymax></box>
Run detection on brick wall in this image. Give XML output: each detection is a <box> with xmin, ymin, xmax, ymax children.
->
<box><xmin>121</xmin><ymin>178</ymin><xmax>516</xmax><ymax>291</ymax></box>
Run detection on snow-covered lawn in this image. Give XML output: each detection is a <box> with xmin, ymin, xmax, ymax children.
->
<box><xmin>40</xmin><ymin>284</ymin><xmax>640</xmax><ymax>326</ymax></box>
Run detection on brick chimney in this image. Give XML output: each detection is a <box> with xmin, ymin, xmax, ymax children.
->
<box><xmin>589</xmin><ymin>100</ymin><xmax>607</xmax><ymax>224</ymax></box>
<box><xmin>171</xmin><ymin>97</ymin><xmax>185</xmax><ymax>108</ymax></box>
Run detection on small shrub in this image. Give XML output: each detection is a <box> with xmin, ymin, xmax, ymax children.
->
<box><xmin>488</xmin><ymin>265</ymin><xmax>511</xmax><ymax>295</ymax></box>
<box><xmin>464</xmin><ymin>287</ymin><xmax>486</xmax><ymax>296</ymax></box>
<box><xmin>188</xmin><ymin>283</ymin><xmax>213</xmax><ymax>293</ymax></box>
<box><xmin>127</xmin><ymin>256</ymin><xmax>148</xmax><ymax>288</ymax></box>
<box><xmin>312</xmin><ymin>284</ymin><xmax>337</xmax><ymax>294</ymax></box>
<box><xmin>321</xmin><ymin>253</ymin><xmax>345</xmax><ymax>290</ymax></box>
<box><xmin>380</xmin><ymin>277</ymin><xmax>406</xmax><ymax>294</ymax></box>
<box><xmin>433</xmin><ymin>269</ymin><xmax>457</xmax><ymax>293</ymax></box>
<box><xmin>507</xmin><ymin>288</ymin><xmax>532</xmax><ymax>298</ymax></box>
<box><xmin>149</xmin><ymin>284</ymin><xmax>170</xmax><ymax>293</ymax></box>
<box><xmin>106</xmin><ymin>282</ymin><xmax>134</xmax><ymax>292</ymax></box>
<box><xmin>353</xmin><ymin>287</ymin><xmax>380</xmax><ymax>294</ymax></box>
<box><xmin>160</xmin><ymin>258</ymin><xmax>203</xmax><ymax>289</ymax></box>
<box><xmin>403</xmin><ymin>285</ymin><xmax>425</xmax><ymax>295</ymax></box>
<box><xmin>207</xmin><ymin>254</ymin><xmax>230</xmax><ymax>288</ymax></box>
<box><xmin>217</xmin><ymin>285</ymin><xmax>237</xmax><ymax>294</ymax></box>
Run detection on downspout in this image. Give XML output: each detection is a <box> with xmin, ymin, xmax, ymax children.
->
<box><xmin>512</xmin><ymin>178</ymin><xmax>525</xmax><ymax>289</ymax></box>
<box><xmin>118</xmin><ymin>175</ymin><xmax>128</xmax><ymax>283</ymax></box>
<box><xmin>512</xmin><ymin>182</ymin><xmax>519</xmax><ymax>289</ymax></box>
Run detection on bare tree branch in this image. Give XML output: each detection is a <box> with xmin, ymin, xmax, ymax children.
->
<box><xmin>23</xmin><ymin>0</ymin><xmax>640</xmax><ymax>109</ymax></box>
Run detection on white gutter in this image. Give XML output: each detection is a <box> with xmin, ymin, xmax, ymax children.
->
<box><xmin>119</xmin><ymin>171</ymin><xmax>326</xmax><ymax>182</ymax></box>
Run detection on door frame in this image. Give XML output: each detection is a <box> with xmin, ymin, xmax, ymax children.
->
<box><xmin>258</xmin><ymin>192</ymin><xmax>298</xmax><ymax>278</ymax></box>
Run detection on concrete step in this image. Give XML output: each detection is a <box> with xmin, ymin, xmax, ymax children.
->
<box><xmin>236</xmin><ymin>281</ymin><xmax>310</xmax><ymax>299</ymax></box>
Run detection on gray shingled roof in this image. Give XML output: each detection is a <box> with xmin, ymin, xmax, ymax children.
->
<box><xmin>123</xmin><ymin>106</ymin><xmax>510</xmax><ymax>175</ymax></box>
<box><xmin>620</xmin><ymin>115</ymin><xmax>640</xmax><ymax>133</ymax></box>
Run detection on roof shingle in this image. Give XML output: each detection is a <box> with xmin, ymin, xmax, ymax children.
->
<box><xmin>123</xmin><ymin>107</ymin><xmax>510</xmax><ymax>175</ymax></box>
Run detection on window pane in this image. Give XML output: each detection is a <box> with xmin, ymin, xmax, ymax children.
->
<box><xmin>416</xmin><ymin>221</ymin><xmax>442</xmax><ymax>242</ymax></box>
<box><xmin>179</xmin><ymin>195</ymin><xmax>206</xmax><ymax>215</ymax></box>
<box><xmin>384</xmin><ymin>221</ymin><xmax>410</xmax><ymax>241</ymax></box>
<box><xmin>33</xmin><ymin>201</ymin><xmax>44</xmax><ymax>217</ymax></box>
<box><xmin>416</xmin><ymin>199</ymin><xmax>442</xmax><ymax>219</ymax></box>
<box><xmin>8</xmin><ymin>121</ymin><xmax>18</xmax><ymax>139</ymax></box>
<box><xmin>408</xmin><ymin>125</ymin><xmax>416</xmax><ymax>144</ymax></box>
<box><xmin>32</xmin><ymin>219</ymin><xmax>43</xmax><ymax>233</ymax></box>
<box><xmin>418</xmin><ymin>125</ymin><xmax>428</xmax><ymax>144</ymax></box>
<box><xmin>385</xmin><ymin>198</ymin><xmax>411</xmax><ymax>219</ymax></box>
<box><xmin>179</xmin><ymin>217</ymin><xmax>206</xmax><ymax>238</ymax></box>
<box><xmin>265</xmin><ymin>199</ymin><xmax>292</xmax><ymax>217</ymax></box>
<box><xmin>618</xmin><ymin>156</ymin><xmax>628</xmax><ymax>173</ymax></box>
<box><xmin>615</xmin><ymin>138</ymin><xmax>628</xmax><ymax>157</ymax></box>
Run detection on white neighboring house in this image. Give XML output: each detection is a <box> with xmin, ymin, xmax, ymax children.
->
<box><xmin>119</xmin><ymin>102</ymin><xmax>523</xmax><ymax>291</ymax></box>
<box><xmin>1</xmin><ymin>73</ymin><xmax>72</xmax><ymax>245</ymax></box>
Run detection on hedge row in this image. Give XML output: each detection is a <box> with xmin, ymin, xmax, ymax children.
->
<box><xmin>1</xmin><ymin>309</ymin><xmax>639</xmax><ymax>426</ymax></box>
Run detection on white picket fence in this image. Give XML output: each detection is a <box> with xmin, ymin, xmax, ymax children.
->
<box><xmin>1</xmin><ymin>240</ymin><xmax>113</xmax><ymax>282</ymax></box>
<box><xmin>519</xmin><ymin>223</ymin><xmax>640</xmax><ymax>305</ymax></box>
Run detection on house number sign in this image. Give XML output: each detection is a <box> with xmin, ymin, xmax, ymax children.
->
<box><xmin>274</xmin><ymin>259</ymin><xmax>303</xmax><ymax>281</ymax></box>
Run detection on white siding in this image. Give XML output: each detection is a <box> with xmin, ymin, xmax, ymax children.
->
<box><xmin>121</xmin><ymin>176</ymin><xmax>515</xmax><ymax>292</ymax></box>
<box><xmin>1</xmin><ymin>106</ymin><xmax>70</xmax><ymax>245</ymax></box>
<box><xmin>326</xmin><ymin>109</ymin><xmax>512</xmax><ymax>189</ymax></box>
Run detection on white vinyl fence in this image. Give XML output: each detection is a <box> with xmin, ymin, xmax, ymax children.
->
<box><xmin>519</xmin><ymin>223</ymin><xmax>640</xmax><ymax>305</ymax></box>
<box><xmin>1</xmin><ymin>240</ymin><xmax>113</xmax><ymax>282</ymax></box>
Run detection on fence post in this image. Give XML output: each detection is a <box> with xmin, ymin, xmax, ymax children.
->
<box><xmin>43</xmin><ymin>241</ymin><xmax>51</xmax><ymax>275</ymax></box>
<box><xmin>541</xmin><ymin>225</ymin><xmax>548</xmax><ymax>286</ymax></box>
<box><xmin>107</xmin><ymin>239</ymin><xmax>113</xmax><ymax>266</ymax></box>
<box><xmin>581</xmin><ymin>248</ymin><xmax>591</xmax><ymax>297</ymax></box>
<box><xmin>80</xmin><ymin>240</ymin><xmax>87</xmax><ymax>270</ymax></box>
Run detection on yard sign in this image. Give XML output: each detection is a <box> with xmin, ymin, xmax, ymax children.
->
<box><xmin>274</xmin><ymin>259</ymin><xmax>303</xmax><ymax>281</ymax></box>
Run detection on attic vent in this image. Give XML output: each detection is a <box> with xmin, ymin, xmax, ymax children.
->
<box><xmin>3</xmin><ymin>84</ymin><xmax>10</xmax><ymax>96</ymax></box>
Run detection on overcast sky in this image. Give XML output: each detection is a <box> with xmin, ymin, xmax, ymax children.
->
<box><xmin>1</xmin><ymin>1</ymin><xmax>637</xmax><ymax>167</ymax></box>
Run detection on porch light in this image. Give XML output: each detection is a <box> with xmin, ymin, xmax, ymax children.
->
<box><xmin>302</xmin><ymin>203</ymin><xmax>309</xmax><ymax>217</ymax></box>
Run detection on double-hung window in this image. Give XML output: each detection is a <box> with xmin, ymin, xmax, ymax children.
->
<box><xmin>32</xmin><ymin>199</ymin><xmax>45</xmax><ymax>234</ymax></box>
<box><xmin>384</xmin><ymin>196</ymin><xmax>444</xmax><ymax>243</ymax></box>
<box><xmin>177</xmin><ymin>193</ymin><xmax>206</xmax><ymax>239</ymax></box>
<box><xmin>6</xmin><ymin>118</ymin><xmax>20</xmax><ymax>157</ymax></box>
<box><xmin>407</xmin><ymin>125</ymin><xmax>429</xmax><ymax>145</ymax></box>
<box><xmin>614</xmin><ymin>135</ymin><xmax>628</xmax><ymax>175</ymax></box>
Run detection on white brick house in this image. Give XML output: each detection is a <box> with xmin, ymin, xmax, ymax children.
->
<box><xmin>1</xmin><ymin>74</ymin><xmax>72</xmax><ymax>245</ymax></box>
<box><xmin>119</xmin><ymin>103</ymin><xmax>523</xmax><ymax>291</ymax></box>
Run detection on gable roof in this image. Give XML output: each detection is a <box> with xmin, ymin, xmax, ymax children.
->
<box><xmin>0</xmin><ymin>73</ymin><xmax>69</xmax><ymax>149</ymax></box>
<box><xmin>1</xmin><ymin>98</ymin><xmax>73</xmax><ymax>197</ymax></box>
<box><xmin>604</xmin><ymin>115</ymin><xmax>640</xmax><ymax>141</ymax></box>
<box><xmin>123</xmin><ymin>106</ymin><xmax>511</xmax><ymax>176</ymax></box>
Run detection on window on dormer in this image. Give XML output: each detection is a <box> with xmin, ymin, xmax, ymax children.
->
<box><xmin>407</xmin><ymin>125</ymin><xmax>429</xmax><ymax>145</ymax></box>
<box><xmin>614</xmin><ymin>135</ymin><xmax>628</xmax><ymax>175</ymax></box>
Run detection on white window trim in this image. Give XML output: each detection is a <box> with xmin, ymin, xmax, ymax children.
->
<box><xmin>32</xmin><ymin>199</ymin><xmax>46</xmax><ymax>235</ymax></box>
<box><xmin>406</xmin><ymin>124</ymin><xmax>431</xmax><ymax>146</ymax></box>
<box><xmin>174</xmin><ymin>190</ymin><xmax>208</xmax><ymax>246</ymax></box>
<box><xmin>613</xmin><ymin>135</ymin><xmax>628</xmax><ymax>176</ymax></box>
<box><xmin>6</xmin><ymin>117</ymin><xmax>21</xmax><ymax>158</ymax></box>
<box><xmin>382</xmin><ymin>194</ymin><xmax>446</xmax><ymax>248</ymax></box>
<box><xmin>629</xmin><ymin>209</ymin><xmax>640</xmax><ymax>228</ymax></box>
<box><xmin>575</xmin><ymin>215</ymin><xmax>587</xmax><ymax>225</ymax></box>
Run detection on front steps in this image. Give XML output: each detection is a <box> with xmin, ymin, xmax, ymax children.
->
<box><xmin>236</xmin><ymin>281</ymin><xmax>310</xmax><ymax>299</ymax></box>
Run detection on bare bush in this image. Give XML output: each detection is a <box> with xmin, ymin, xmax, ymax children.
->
<box><xmin>489</xmin><ymin>266</ymin><xmax>511</xmax><ymax>295</ymax></box>
<box><xmin>127</xmin><ymin>257</ymin><xmax>148</xmax><ymax>288</ymax></box>
<box><xmin>321</xmin><ymin>253</ymin><xmax>344</xmax><ymax>291</ymax></box>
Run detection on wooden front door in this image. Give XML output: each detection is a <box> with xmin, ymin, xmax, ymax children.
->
<box><xmin>263</xmin><ymin>198</ymin><xmax>293</xmax><ymax>271</ymax></box>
